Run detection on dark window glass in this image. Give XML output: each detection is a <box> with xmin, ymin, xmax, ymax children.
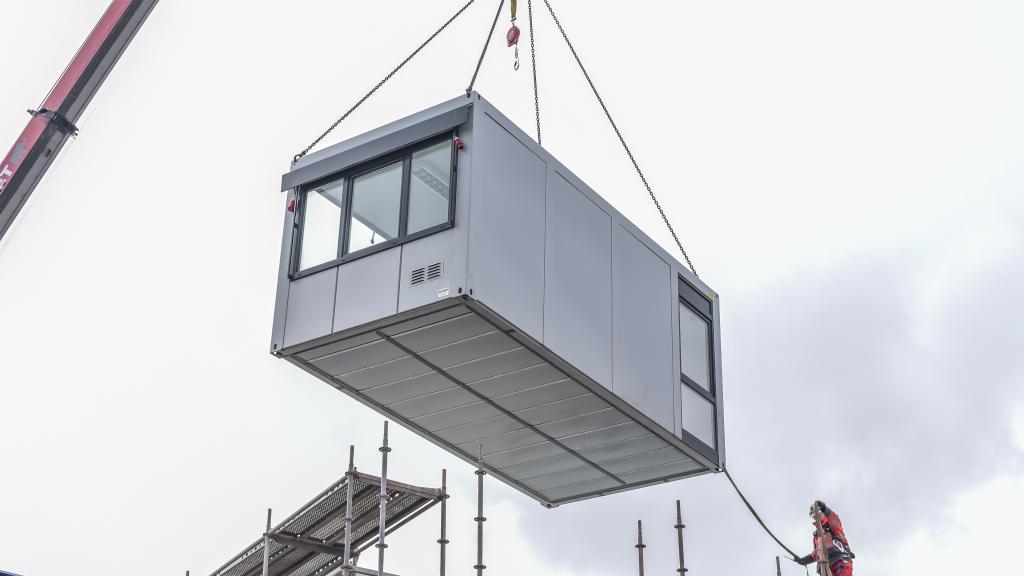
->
<box><xmin>678</xmin><ymin>279</ymin><xmax>717</xmax><ymax>451</ymax></box>
<box><xmin>294</xmin><ymin>135</ymin><xmax>456</xmax><ymax>275</ymax></box>
<box><xmin>299</xmin><ymin>180</ymin><xmax>344</xmax><ymax>271</ymax></box>
<box><xmin>348</xmin><ymin>162</ymin><xmax>403</xmax><ymax>254</ymax></box>
<box><xmin>408</xmin><ymin>140</ymin><xmax>453</xmax><ymax>235</ymax></box>
<box><xmin>681</xmin><ymin>384</ymin><xmax>716</xmax><ymax>448</ymax></box>
<box><xmin>679</xmin><ymin>302</ymin><xmax>711</xmax><ymax>392</ymax></box>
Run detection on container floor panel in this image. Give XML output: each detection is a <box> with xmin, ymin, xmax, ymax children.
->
<box><xmin>284</xmin><ymin>299</ymin><xmax>711</xmax><ymax>507</ymax></box>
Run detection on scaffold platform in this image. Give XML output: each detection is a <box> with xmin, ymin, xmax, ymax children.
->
<box><xmin>211</xmin><ymin>468</ymin><xmax>443</xmax><ymax>576</ymax></box>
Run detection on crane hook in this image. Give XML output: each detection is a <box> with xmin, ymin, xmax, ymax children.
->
<box><xmin>508</xmin><ymin>0</ymin><xmax>521</xmax><ymax>71</ymax></box>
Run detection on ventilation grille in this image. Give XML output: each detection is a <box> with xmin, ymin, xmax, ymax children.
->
<box><xmin>411</xmin><ymin>262</ymin><xmax>443</xmax><ymax>286</ymax></box>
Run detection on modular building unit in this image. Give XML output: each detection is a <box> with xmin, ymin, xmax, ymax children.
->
<box><xmin>272</xmin><ymin>93</ymin><xmax>724</xmax><ymax>507</ymax></box>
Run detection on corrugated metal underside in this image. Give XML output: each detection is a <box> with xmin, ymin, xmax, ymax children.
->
<box><xmin>284</xmin><ymin>299</ymin><xmax>709</xmax><ymax>507</ymax></box>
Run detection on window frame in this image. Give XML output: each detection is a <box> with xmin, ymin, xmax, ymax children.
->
<box><xmin>290</xmin><ymin>132</ymin><xmax>458</xmax><ymax>279</ymax></box>
<box><xmin>293</xmin><ymin>177</ymin><xmax>346</xmax><ymax>274</ymax></box>
<box><xmin>678</xmin><ymin>276</ymin><xmax>719</xmax><ymax>457</ymax></box>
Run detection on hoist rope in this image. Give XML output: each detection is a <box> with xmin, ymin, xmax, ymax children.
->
<box><xmin>467</xmin><ymin>0</ymin><xmax>506</xmax><ymax>95</ymax></box>
<box><xmin>540</xmin><ymin>0</ymin><xmax>698</xmax><ymax>277</ymax></box>
<box><xmin>723</xmin><ymin>466</ymin><xmax>800</xmax><ymax>560</ymax></box>
<box><xmin>527</xmin><ymin>0</ymin><xmax>541</xmax><ymax>144</ymax></box>
<box><xmin>294</xmin><ymin>0</ymin><xmax>477</xmax><ymax>163</ymax></box>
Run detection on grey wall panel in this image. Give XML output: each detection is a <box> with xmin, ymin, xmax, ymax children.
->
<box><xmin>712</xmin><ymin>293</ymin><xmax>726</xmax><ymax>466</ymax></box>
<box><xmin>398</xmin><ymin>229</ymin><xmax>465</xmax><ymax>312</ymax></box>
<box><xmin>468</xmin><ymin>112</ymin><xmax>547</xmax><ymax>337</ymax></box>
<box><xmin>612</xmin><ymin>225</ymin><xmax>675</xmax><ymax>431</ymax></box>
<box><xmin>670</xmin><ymin>271</ymin><xmax>682</xmax><ymax>437</ymax></box>
<box><xmin>283</xmin><ymin>268</ymin><xmax>338</xmax><ymax>348</ymax></box>
<box><xmin>335</xmin><ymin>249</ymin><xmax>401</xmax><ymax>333</ymax></box>
<box><xmin>544</xmin><ymin>170</ymin><xmax>613</xmax><ymax>387</ymax></box>
<box><xmin>271</xmin><ymin>190</ymin><xmax>297</xmax><ymax>353</ymax></box>
<box><xmin>469</xmin><ymin>95</ymin><xmax>684</xmax><ymax>291</ymax></box>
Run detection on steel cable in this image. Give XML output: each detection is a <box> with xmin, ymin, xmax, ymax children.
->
<box><xmin>527</xmin><ymin>0</ymin><xmax>541</xmax><ymax>144</ymax></box>
<box><xmin>294</xmin><ymin>0</ymin><xmax>477</xmax><ymax>162</ymax></box>
<box><xmin>467</xmin><ymin>0</ymin><xmax>506</xmax><ymax>95</ymax></box>
<box><xmin>540</xmin><ymin>0</ymin><xmax>698</xmax><ymax>277</ymax></box>
<box><xmin>539</xmin><ymin>1</ymin><xmax>797</xmax><ymax>558</ymax></box>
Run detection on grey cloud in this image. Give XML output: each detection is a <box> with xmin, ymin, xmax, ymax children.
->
<box><xmin>515</xmin><ymin>244</ymin><xmax>1024</xmax><ymax>575</ymax></box>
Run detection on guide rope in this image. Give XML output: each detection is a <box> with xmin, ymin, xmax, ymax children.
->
<box><xmin>540</xmin><ymin>0</ymin><xmax>698</xmax><ymax>277</ymax></box>
<box><xmin>467</xmin><ymin>0</ymin><xmax>506</xmax><ymax>95</ymax></box>
<box><xmin>722</xmin><ymin>466</ymin><xmax>800</xmax><ymax>560</ymax></box>
<box><xmin>294</xmin><ymin>0</ymin><xmax>477</xmax><ymax>163</ymax></box>
<box><xmin>527</xmin><ymin>0</ymin><xmax>541</xmax><ymax>144</ymax></box>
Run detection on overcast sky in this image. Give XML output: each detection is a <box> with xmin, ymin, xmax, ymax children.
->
<box><xmin>1</xmin><ymin>1</ymin><xmax>1022</xmax><ymax>575</ymax></box>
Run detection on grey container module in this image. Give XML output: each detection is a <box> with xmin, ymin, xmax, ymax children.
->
<box><xmin>272</xmin><ymin>93</ymin><xmax>724</xmax><ymax>507</ymax></box>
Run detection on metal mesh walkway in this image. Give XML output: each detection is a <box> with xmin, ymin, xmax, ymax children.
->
<box><xmin>211</xmin><ymin>472</ymin><xmax>443</xmax><ymax>576</ymax></box>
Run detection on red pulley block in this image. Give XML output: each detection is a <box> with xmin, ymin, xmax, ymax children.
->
<box><xmin>507</xmin><ymin>24</ymin><xmax>520</xmax><ymax>47</ymax></box>
<box><xmin>287</xmin><ymin>199</ymin><xmax>296</xmax><ymax>213</ymax></box>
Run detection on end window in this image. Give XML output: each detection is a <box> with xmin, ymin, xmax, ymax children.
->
<box><xmin>678</xmin><ymin>279</ymin><xmax>717</xmax><ymax>451</ymax></box>
<box><xmin>348</xmin><ymin>162</ymin><xmax>403</xmax><ymax>253</ymax></box>
<box><xmin>679</xmin><ymin>304</ymin><xmax>711</xmax><ymax>392</ymax></box>
<box><xmin>680</xmin><ymin>384</ymin><xmax>716</xmax><ymax>448</ymax></box>
<box><xmin>295</xmin><ymin>135</ymin><xmax>456</xmax><ymax>275</ymax></box>
<box><xmin>298</xmin><ymin>180</ymin><xmax>344</xmax><ymax>272</ymax></box>
<box><xmin>408</xmin><ymin>140</ymin><xmax>454</xmax><ymax>234</ymax></box>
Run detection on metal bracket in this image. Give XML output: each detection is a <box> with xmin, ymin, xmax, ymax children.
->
<box><xmin>28</xmin><ymin>108</ymin><xmax>79</xmax><ymax>136</ymax></box>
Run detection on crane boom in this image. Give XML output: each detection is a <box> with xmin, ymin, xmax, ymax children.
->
<box><xmin>0</xmin><ymin>0</ymin><xmax>159</xmax><ymax>242</ymax></box>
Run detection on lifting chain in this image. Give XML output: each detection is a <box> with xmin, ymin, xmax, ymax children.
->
<box><xmin>467</xmin><ymin>0</ymin><xmax>506</xmax><ymax>95</ymax></box>
<box><xmin>295</xmin><ymin>0</ymin><xmax>697</xmax><ymax>279</ymax></box>
<box><xmin>294</xmin><ymin>0</ymin><xmax>477</xmax><ymax>163</ymax></box>
<box><xmin>528</xmin><ymin>0</ymin><xmax>541</xmax><ymax>144</ymax></box>
<box><xmin>540</xmin><ymin>0</ymin><xmax>698</xmax><ymax>277</ymax></box>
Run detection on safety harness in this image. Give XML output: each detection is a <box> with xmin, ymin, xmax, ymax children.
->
<box><xmin>817</xmin><ymin>501</ymin><xmax>855</xmax><ymax>560</ymax></box>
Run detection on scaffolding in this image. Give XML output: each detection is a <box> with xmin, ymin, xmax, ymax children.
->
<box><xmin>208</xmin><ymin>424</ymin><xmax>449</xmax><ymax>576</ymax></box>
<box><xmin>635</xmin><ymin>500</ymin><xmax>689</xmax><ymax>576</ymax></box>
<box><xmin>201</xmin><ymin>423</ymin><xmax>697</xmax><ymax>576</ymax></box>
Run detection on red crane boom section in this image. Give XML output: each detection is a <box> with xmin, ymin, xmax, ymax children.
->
<box><xmin>0</xmin><ymin>0</ymin><xmax>158</xmax><ymax>241</ymax></box>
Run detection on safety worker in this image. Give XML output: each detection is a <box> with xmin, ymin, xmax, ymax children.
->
<box><xmin>794</xmin><ymin>500</ymin><xmax>854</xmax><ymax>576</ymax></box>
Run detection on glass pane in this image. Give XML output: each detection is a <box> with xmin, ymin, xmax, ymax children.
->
<box><xmin>348</xmin><ymin>162</ymin><xmax>403</xmax><ymax>254</ymax></box>
<box><xmin>681</xmin><ymin>384</ymin><xmax>716</xmax><ymax>448</ymax></box>
<box><xmin>408</xmin><ymin>140</ymin><xmax>453</xmax><ymax>235</ymax></box>
<box><xmin>680</xmin><ymin>302</ymin><xmax>711</xmax><ymax>391</ymax></box>
<box><xmin>299</xmin><ymin>180</ymin><xmax>344</xmax><ymax>271</ymax></box>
